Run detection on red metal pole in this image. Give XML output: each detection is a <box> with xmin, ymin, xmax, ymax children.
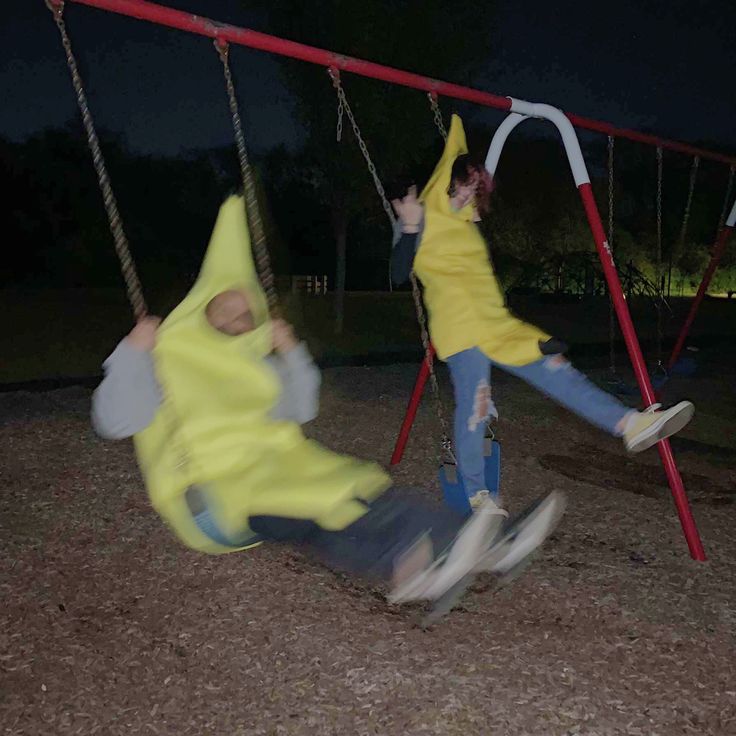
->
<box><xmin>65</xmin><ymin>0</ymin><xmax>736</xmax><ymax>167</ymax></box>
<box><xmin>578</xmin><ymin>183</ymin><xmax>706</xmax><ymax>561</ymax></box>
<box><xmin>390</xmin><ymin>346</ymin><xmax>435</xmax><ymax>465</ymax></box>
<box><xmin>668</xmin><ymin>225</ymin><xmax>734</xmax><ymax>370</ymax></box>
<box><xmin>61</xmin><ymin>0</ymin><xmax>710</xmax><ymax>560</ymax></box>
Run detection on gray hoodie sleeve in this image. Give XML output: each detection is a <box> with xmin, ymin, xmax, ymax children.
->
<box><xmin>91</xmin><ymin>340</ymin><xmax>163</xmax><ymax>439</ymax></box>
<box><xmin>266</xmin><ymin>342</ymin><xmax>321</xmax><ymax>424</ymax></box>
<box><xmin>91</xmin><ymin>338</ymin><xmax>320</xmax><ymax>440</ymax></box>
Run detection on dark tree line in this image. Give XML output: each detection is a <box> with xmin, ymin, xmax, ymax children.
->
<box><xmin>6</xmin><ymin>0</ymin><xmax>736</xmax><ymax>330</ymax></box>
<box><xmin>3</xmin><ymin>122</ymin><xmax>733</xmax><ymax>301</ymax></box>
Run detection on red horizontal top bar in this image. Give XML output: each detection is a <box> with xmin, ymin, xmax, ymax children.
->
<box><xmin>65</xmin><ymin>0</ymin><xmax>736</xmax><ymax>167</ymax></box>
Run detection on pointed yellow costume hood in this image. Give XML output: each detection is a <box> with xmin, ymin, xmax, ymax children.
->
<box><xmin>414</xmin><ymin>114</ymin><xmax>548</xmax><ymax>366</ymax></box>
<box><xmin>134</xmin><ymin>196</ymin><xmax>390</xmax><ymax>553</ymax></box>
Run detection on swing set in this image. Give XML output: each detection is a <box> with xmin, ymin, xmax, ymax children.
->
<box><xmin>45</xmin><ymin>0</ymin><xmax>736</xmax><ymax>562</ymax></box>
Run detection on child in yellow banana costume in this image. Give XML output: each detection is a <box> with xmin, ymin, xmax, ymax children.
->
<box><xmin>391</xmin><ymin>115</ymin><xmax>694</xmax><ymax>509</ymax></box>
<box><xmin>92</xmin><ymin>194</ymin><xmax>565</xmax><ymax>607</ymax></box>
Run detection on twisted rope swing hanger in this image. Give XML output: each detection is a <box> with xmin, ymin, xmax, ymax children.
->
<box><xmin>45</xmin><ymin>0</ymin><xmax>283</xmax><ymax>490</ymax></box>
<box><xmin>45</xmin><ymin>0</ymin><xmax>280</xmax><ymax>319</ymax></box>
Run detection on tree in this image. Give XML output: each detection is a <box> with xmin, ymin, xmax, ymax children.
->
<box><xmin>2</xmin><ymin>125</ymin><xmax>231</xmax><ymax>300</ymax></box>
<box><xmin>245</xmin><ymin>0</ymin><xmax>498</xmax><ymax>330</ymax></box>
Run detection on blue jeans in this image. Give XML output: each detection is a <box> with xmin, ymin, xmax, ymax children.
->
<box><xmin>446</xmin><ymin>347</ymin><xmax>631</xmax><ymax>496</ymax></box>
<box><xmin>249</xmin><ymin>491</ymin><xmax>464</xmax><ymax>583</ymax></box>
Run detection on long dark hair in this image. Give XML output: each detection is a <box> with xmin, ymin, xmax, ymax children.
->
<box><xmin>450</xmin><ymin>154</ymin><xmax>495</xmax><ymax>216</ymax></box>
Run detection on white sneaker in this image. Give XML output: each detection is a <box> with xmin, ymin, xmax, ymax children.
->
<box><xmin>388</xmin><ymin>498</ymin><xmax>505</xmax><ymax>604</ymax></box>
<box><xmin>387</xmin><ymin>534</ymin><xmax>438</xmax><ymax>604</ymax></box>
<box><xmin>475</xmin><ymin>491</ymin><xmax>566</xmax><ymax>575</ymax></box>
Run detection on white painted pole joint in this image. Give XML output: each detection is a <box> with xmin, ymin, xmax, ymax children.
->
<box><xmin>726</xmin><ymin>197</ymin><xmax>736</xmax><ymax>228</ymax></box>
<box><xmin>485</xmin><ymin>97</ymin><xmax>591</xmax><ymax>188</ymax></box>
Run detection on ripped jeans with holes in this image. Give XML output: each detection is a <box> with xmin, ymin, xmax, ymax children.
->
<box><xmin>447</xmin><ymin>347</ymin><xmax>630</xmax><ymax>497</ymax></box>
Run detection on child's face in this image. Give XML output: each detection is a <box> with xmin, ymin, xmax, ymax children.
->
<box><xmin>206</xmin><ymin>290</ymin><xmax>255</xmax><ymax>336</ymax></box>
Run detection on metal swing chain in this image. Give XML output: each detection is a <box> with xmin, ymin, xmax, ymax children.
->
<box><xmin>669</xmin><ymin>155</ymin><xmax>699</xmax><ymax>295</ymax></box>
<box><xmin>410</xmin><ymin>273</ymin><xmax>455</xmax><ymax>461</ymax></box>
<box><xmin>45</xmin><ymin>0</ymin><xmax>147</xmax><ymax>319</ymax></box>
<box><xmin>215</xmin><ymin>40</ymin><xmax>279</xmax><ymax>314</ymax></box>
<box><xmin>327</xmin><ymin>69</ymin><xmax>453</xmax><ymax>460</ymax></box>
<box><xmin>329</xmin><ymin>67</ymin><xmax>397</xmax><ymax>295</ymax></box>
<box><xmin>427</xmin><ymin>92</ymin><xmax>448</xmax><ymax>140</ymax></box>
<box><xmin>328</xmin><ymin>68</ymin><xmax>396</xmax><ymax>227</ymax></box>
<box><xmin>422</xmin><ymin>92</ymin><xmax>455</xmax><ymax>458</ymax></box>
<box><xmin>328</xmin><ymin>66</ymin><xmax>396</xmax><ymax>297</ymax></box>
<box><xmin>680</xmin><ymin>156</ymin><xmax>700</xmax><ymax>242</ymax></box>
<box><xmin>607</xmin><ymin>135</ymin><xmax>616</xmax><ymax>375</ymax></box>
<box><xmin>717</xmin><ymin>165</ymin><xmax>735</xmax><ymax>232</ymax></box>
<box><xmin>655</xmin><ymin>146</ymin><xmax>665</xmax><ymax>369</ymax></box>
<box><xmin>335</xmin><ymin>90</ymin><xmax>344</xmax><ymax>142</ymax></box>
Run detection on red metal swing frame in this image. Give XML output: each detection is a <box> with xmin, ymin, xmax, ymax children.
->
<box><xmin>53</xmin><ymin>0</ymin><xmax>736</xmax><ymax>561</ymax></box>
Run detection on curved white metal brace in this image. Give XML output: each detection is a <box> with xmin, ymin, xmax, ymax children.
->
<box><xmin>726</xmin><ymin>197</ymin><xmax>736</xmax><ymax>227</ymax></box>
<box><xmin>484</xmin><ymin>97</ymin><xmax>591</xmax><ymax>188</ymax></box>
<box><xmin>485</xmin><ymin>112</ymin><xmax>527</xmax><ymax>178</ymax></box>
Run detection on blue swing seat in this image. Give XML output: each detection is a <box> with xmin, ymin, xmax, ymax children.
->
<box><xmin>439</xmin><ymin>439</ymin><xmax>502</xmax><ymax>516</ymax></box>
<box><xmin>651</xmin><ymin>352</ymin><xmax>698</xmax><ymax>390</ymax></box>
<box><xmin>607</xmin><ymin>375</ymin><xmax>639</xmax><ymax>396</ymax></box>
<box><xmin>186</xmin><ymin>485</ymin><xmax>262</xmax><ymax>549</ymax></box>
<box><xmin>651</xmin><ymin>371</ymin><xmax>669</xmax><ymax>390</ymax></box>
<box><xmin>671</xmin><ymin>354</ymin><xmax>697</xmax><ymax>377</ymax></box>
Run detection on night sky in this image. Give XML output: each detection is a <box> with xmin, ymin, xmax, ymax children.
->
<box><xmin>3</xmin><ymin>0</ymin><xmax>736</xmax><ymax>157</ymax></box>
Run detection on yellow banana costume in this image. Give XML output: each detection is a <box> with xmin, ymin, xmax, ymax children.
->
<box><xmin>414</xmin><ymin>114</ymin><xmax>549</xmax><ymax>366</ymax></box>
<box><xmin>134</xmin><ymin>196</ymin><xmax>390</xmax><ymax>554</ymax></box>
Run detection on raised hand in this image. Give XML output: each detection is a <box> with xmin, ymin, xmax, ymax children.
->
<box><xmin>391</xmin><ymin>185</ymin><xmax>424</xmax><ymax>233</ymax></box>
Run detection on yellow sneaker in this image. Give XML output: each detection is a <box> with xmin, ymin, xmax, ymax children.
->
<box><xmin>623</xmin><ymin>401</ymin><xmax>694</xmax><ymax>453</ymax></box>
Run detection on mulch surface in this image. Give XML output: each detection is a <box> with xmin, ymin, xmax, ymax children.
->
<box><xmin>2</xmin><ymin>362</ymin><xmax>735</xmax><ymax>735</ymax></box>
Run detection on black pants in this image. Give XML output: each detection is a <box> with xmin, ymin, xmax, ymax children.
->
<box><xmin>249</xmin><ymin>491</ymin><xmax>464</xmax><ymax>583</ymax></box>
